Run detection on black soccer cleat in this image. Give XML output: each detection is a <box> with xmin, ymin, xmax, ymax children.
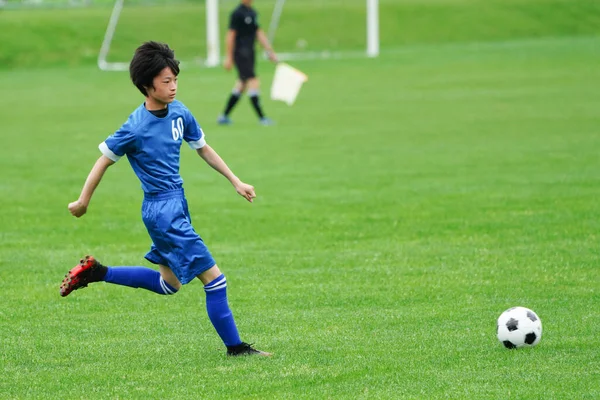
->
<box><xmin>226</xmin><ymin>342</ymin><xmax>272</xmax><ymax>357</ymax></box>
<box><xmin>59</xmin><ymin>255</ymin><xmax>107</xmax><ymax>297</ymax></box>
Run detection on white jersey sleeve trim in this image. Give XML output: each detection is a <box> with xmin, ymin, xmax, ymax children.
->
<box><xmin>99</xmin><ymin>141</ymin><xmax>121</xmax><ymax>162</ymax></box>
<box><xmin>187</xmin><ymin>137</ymin><xmax>206</xmax><ymax>150</ymax></box>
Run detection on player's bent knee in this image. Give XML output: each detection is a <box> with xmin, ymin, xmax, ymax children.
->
<box><xmin>197</xmin><ymin>264</ymin><xmax>222</xmax><ymax>285</ymax></box>
<box><xmin>159</xmin><ymin>276</ymin><xmax>180</xmax><ymax>295</ymax></box>
<box><xmin>159</xmin><ymin>265</ymin><xmax>181</xmax><ymax>291</ymax></box>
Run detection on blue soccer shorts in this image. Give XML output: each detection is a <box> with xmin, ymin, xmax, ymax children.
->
<box><xmin>141</xmin><ymin>189</ymin><xmax>216</xmax><ymax>285</ymax></box>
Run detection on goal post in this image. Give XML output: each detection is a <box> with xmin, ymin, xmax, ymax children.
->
<box><xmin>97</xmin><ymin>0</ymin><xmax>126</xmax><ymax>71</ymax></box>
<box><xmin>98</xmin><ymin>0</ymin><xmax>220</xmax><ymax>71</ymax></box>
<box><xmin>97</xmin><ymin>0</ymin><xmax>380</xmax><ymax>71</ymax></box>
<box><xmin>265</xmin><ymin>0</ymin><xmax>380</xmax><ymax>62</ymax></box>
<box><xmin>366</xmin><ymin>0</ymin><xmax>380</xmax><ymax>58</ymax></box>
<box><xmin>205</xmin><ymin>0</ymin><xmax>220</xmax><ymax>67</ymax></box>
<box><xmin>267</xmin><ymin>0</ymin><xmax>287</xmax><ymax>46</ymax></box>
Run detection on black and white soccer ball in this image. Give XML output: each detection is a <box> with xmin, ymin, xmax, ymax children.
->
<box><xmin>496</xmin><ymin>306</ymin><xmax>542</xmax><ymax>349</ymax></box>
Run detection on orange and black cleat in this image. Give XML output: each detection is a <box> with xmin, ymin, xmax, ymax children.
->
<box><xmin>59</xmin><ymin>256</ymin><xmax>107</xmax><ymax>297</ymax></box>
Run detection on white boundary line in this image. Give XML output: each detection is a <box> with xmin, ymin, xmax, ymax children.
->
<box><xmin>98</xmin><ymin>35</ymin><xmax>600</xmax><ymax>72</ymax></box>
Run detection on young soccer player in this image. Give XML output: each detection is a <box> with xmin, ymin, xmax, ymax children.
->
<box><xmin>217</xmin><ymin>0</ymin><xmax>278</xmax><ymax>126</ymax></box>
<box><xmin>60</xmin><ymin>41</ymin><xmax>270</xmax><ymax>357</ymax></box>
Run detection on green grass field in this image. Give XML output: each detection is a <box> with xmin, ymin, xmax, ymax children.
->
<box><xmin>1</xmin><ymin>1</ymin><xmax>600</xmax><ymax>399</ymax></box>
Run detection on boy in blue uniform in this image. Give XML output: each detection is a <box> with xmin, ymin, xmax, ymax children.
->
<box><xmin>60</xmin><ymin>41</ymin><xmax>270</xmax><ymax>357</ymax></box>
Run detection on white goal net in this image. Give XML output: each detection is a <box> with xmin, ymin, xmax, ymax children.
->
<box><xmin>97</xmin><ymin>0</ymin><xmax>379</xmax><ymax>71</ymax></box>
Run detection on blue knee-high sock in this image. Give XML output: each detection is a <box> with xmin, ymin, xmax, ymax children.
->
<box><xmin>204</xmin><ymin>274</ymin><xmax>241</xmax><ymax>347</ymax></box>
<box><xmin>104</xmin><ymin>267</ymin><xmax>178</xmax><ymax>295</ymax></box>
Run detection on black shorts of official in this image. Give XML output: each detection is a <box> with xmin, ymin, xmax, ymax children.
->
<box><xmin>234</xmin><ymin>50</ymin><xmax>256</xmax><ymax>81</ymax></box>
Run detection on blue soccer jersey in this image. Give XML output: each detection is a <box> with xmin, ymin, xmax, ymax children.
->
<box><xmin>99</xmin><ymin>100</ymin><xmax>206</xmax><ymax>194</ymax></box>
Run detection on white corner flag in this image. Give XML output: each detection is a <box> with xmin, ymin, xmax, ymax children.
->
<box><xmin>270</xmin><ymin>63</ymin><xmax>308</xmax><ymax>106</ymax></box>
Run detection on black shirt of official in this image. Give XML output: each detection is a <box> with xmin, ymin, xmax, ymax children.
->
<box><xmin>229</xmin><ymin>4</ymin><xmax>259</xmax><ymax>53</ymax></box>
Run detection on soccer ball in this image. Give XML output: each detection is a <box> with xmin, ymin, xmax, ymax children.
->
<box><xmin>496</xmin><ymin>306</ymin><xmax>542</xmax><ymax>349</ymax></box>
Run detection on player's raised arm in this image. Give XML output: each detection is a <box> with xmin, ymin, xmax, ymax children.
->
<box><xmin>196</xmin><ymin>144</ymin><xmax>256</xmax><ymax>203</ymax></box>
<box><xmin>68</xmin><ymin>155</ymin><xmax>115</xmax><ymax>217</ymax></box>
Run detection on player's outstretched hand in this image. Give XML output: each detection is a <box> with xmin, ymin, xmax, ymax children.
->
<box><xmin>235</xmin><ymin>182</ymin><xmax>256</xmax><ymax>203</ymax></box>
<box><xmin>68</xmin><ymin>200</ymin><xmax>87</xmax><ymax>217</ymax></box>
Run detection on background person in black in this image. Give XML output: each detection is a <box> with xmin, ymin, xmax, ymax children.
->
<box><xmin>217</xmin><ymin>0</ymin><xmax>278</xmax><ymax>126</ymax></box>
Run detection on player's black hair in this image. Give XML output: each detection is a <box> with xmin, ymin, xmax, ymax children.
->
<box><xmin>129</xmin><ymin>41</ymin><xmax>180</xmax><ymax>96</ymax></box>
